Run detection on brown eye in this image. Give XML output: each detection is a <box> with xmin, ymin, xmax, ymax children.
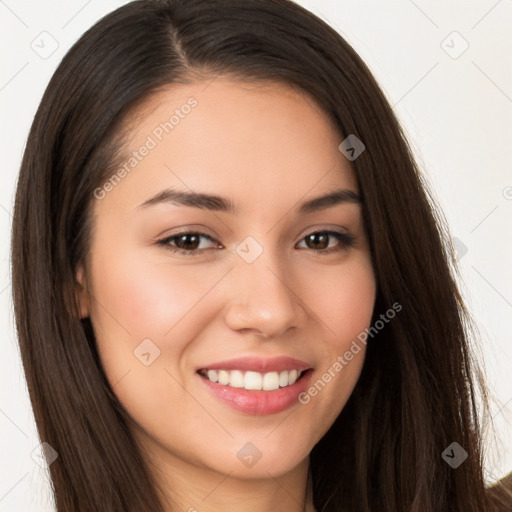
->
<box><xmin>157</xmin><ymin>231</ymin><xmax>218</xmax><ymax>256</ymax></box>
<box><xmin>297</xmin><ymin>231</ymin><xmax>355</xmax><ymax>254</ymax></box>
<box><xmin>304</xmin><ymin>232</ymin><xmax>329</xmax><ymax>250</ymax></box>
<box><xmin>174</xmin><ymin>233</ymin><xmax>202</xmax><ymax>250</ymax></box>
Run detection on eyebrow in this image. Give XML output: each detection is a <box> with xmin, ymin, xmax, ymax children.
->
<box><xmin>137</xmin><ymin>187</ymin><xmax>361</xmax><ymax>214</ymax></box>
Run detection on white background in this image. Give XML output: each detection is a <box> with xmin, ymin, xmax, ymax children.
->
<box><xmin>1</xmin><ymin>1</ymin><xmax>511</xmax><ymax>510</ymax></box>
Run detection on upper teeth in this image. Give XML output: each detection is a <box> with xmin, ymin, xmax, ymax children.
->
<box><xmin>200</xmin><ymin>369</ymin><xmax>304</xmax><ymax>391</ymax></box>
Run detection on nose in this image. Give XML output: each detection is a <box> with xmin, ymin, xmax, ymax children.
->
<box><xmin>223</xmin><ymin>247</ymin><xmax>307</xmax><ymax>338</ymax></box>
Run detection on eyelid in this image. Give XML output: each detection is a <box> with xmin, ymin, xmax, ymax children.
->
<box><xmin>295</xmin><ymin>224</ymin><xmax>351</xmax><ymax>242</ymax></box>
<box><xmin>157</xmin><ymin>230</ymin><xmax>220</xmax><ymax>251</ymax></box>
<box><xmin>155</xmin><ymin>224</ymin><xmax>217</xmax><ymax>240</ymax></box>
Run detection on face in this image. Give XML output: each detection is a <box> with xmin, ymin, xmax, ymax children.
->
<box><xmin>77</xmin><ymin>78</ymin><xmax>376</xmax><ymax>484</ymax></box>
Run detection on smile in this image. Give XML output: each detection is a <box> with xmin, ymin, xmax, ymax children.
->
<box><xmin>198</xmin><ymin>368</ymin><xmax>305</xmax><ymax>391</ymax></box>
<box><xmin>196</xmin><ymin>356</ymin><xmax>313</xmax><ymax>414</ymax></box>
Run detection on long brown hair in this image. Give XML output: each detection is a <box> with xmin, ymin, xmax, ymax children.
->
<box><xmin>11</xmin><ymin>0</ymin><xmax>511</xmax><ymax>510</ymax></box>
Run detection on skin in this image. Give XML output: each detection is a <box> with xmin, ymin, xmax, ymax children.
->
<box><xmin>77</xmin><ymin>78</ymin><xmax>376</xmax><ymax>512</ymax></box>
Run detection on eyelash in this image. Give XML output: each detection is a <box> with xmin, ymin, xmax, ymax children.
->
<box><xmin>156</xmin><ymin>230</ymin><xmax>355</xmax><ymax>257</ymax></box>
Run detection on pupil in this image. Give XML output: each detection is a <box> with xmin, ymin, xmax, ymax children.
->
<box><xmin>308</xmin><ymin>233</ymin><xmax>328</xmax><ymax>250</ymax></box>
<box><xmin>178</xmin><ymin>234</ymin><xmax>199</xmax><ymax>250</ymax></box>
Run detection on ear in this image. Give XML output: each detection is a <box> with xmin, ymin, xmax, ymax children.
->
<box><xmin>75</xmin><ymin>265</ymin><xmax>91</xmax><ymax>319</ymax></box>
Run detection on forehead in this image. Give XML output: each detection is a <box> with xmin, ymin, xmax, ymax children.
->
<box><xmin>96</xmin><ymin>77</ymin><xmax>358</xmax><ymax>215</ymax></box>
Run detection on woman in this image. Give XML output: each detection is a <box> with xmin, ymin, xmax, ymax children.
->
<box><xmin>11</xmin><ymin>0</ymin><xmax>511</xmax><ymax>511</ymax></box>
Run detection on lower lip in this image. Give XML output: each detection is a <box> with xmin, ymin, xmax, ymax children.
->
<box><xmin>198</xmin><ymin>370</ymin><xmax>313</xmax><ymax>415</ymax></box>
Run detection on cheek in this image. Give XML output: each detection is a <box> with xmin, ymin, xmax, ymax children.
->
<box><xmin>90</xmin><ymin>248</ymin><xmax>218</xmax><ymax>339</ymax></box>
<box><xmin>297</xmin><ymin>255</ymin><xmax>375</xmax><ymax>420</ymax></box>
<box><xmin>86</xmin><ymin>247</ymin><xmax>226</xmax><ymax>399</ymax></box>
<box><xmin>86</xmin><ymin>248</ymin><xmax>214</xmax><ymax>424</ymax></box>
<box><xmin>304</xmin><ymin>255</ymin><xmax>376</xmax><ymax>350</ymax></box>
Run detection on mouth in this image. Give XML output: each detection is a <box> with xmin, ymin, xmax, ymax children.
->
<box><xmin>197</xmin><ymin>368</ymin><xmax>309</xmax><ymax>391</ymax></box>
<box><xmin>195</xmin><ymin>356</ymin><xmax>314</xmax><ymax>415</ymax></box>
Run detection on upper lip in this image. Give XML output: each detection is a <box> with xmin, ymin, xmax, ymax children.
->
<box><xmin>197</xmin><ymin>356</ymin><xmax>312</xmax><ymax>373</ymax></box>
